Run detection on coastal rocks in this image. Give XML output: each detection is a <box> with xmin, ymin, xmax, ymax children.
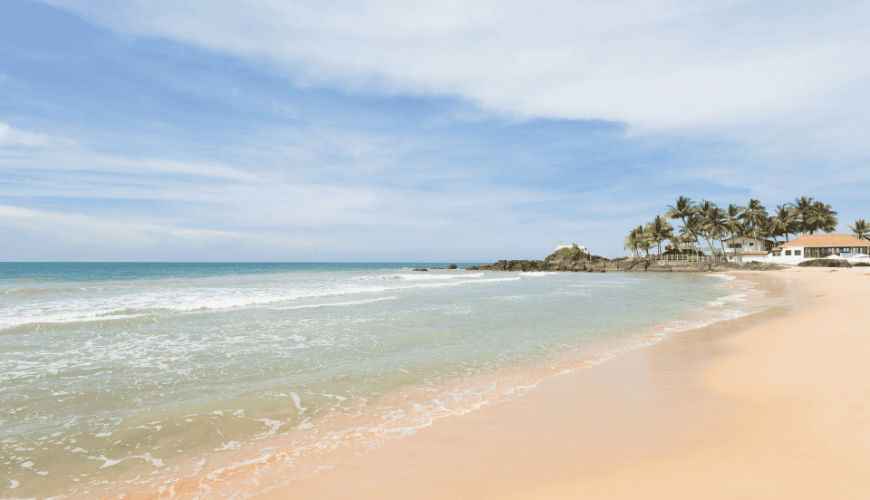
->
<box><xmin>430</xmin><ymin>267</ymin><xmax>445</xmax><ymax>269</ymax></box>
<box><xmin>646</xmin><ymin>261</ymin><xmax>786</xmax><ymax>272</ymax></box>
<box><xmin>447</xmin><ymin>264</ymin><xmax>458</xmax><ymax>269</ymax></box>
<box><xmin>465</xmin><ymin>255</ymin><xmax>786</xmax><ymax>273</ymax></box>
<box><xmin>412</xmin><ymin>268</ymin><xmax>428</xmax><ymax>271</ymax></box>
<box><xmin>798</xmin><ymin>259</ymin><xmax>851</xmax><ymax>268</ymax></box>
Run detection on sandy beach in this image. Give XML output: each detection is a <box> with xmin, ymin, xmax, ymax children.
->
<box><xmin>121</xmin><ymin>268</ymin><xmax>870</xmax><ymax>500</ymax></box>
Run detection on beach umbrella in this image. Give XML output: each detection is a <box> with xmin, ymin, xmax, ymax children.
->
<box><xmin>824</xmin><ymin>254</ymin><xmax>847</xmax><ymax>260</ymax></box>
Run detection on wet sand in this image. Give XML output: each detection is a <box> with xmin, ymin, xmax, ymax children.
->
<box><xmin>126</xmin><ymin>269</ymin><xmax>870</xmax><ymax>499</ymax></box>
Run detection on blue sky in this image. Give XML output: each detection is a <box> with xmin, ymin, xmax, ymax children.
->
<box><xmin>2</xmin><ymin>0</ymin><xmax>869</xmax><ymax>261</ymax></box>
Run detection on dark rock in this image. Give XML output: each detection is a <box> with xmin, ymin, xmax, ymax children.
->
<box><xmin>430</xmin><ymin>267</ymin><xmax>445</xmax><ymax>269</ymax></box>
<box><xmin>798</xmin><ymin>259</ymin><xmax>851</xmax><ymax>268</ymax></box>
<box><xmin>464</xmin><ymin>264</ymin><xmax>489</xmax><ymax>270</ymax></box>
<box><xmin>447</xmin><ymin>264</ymin><xmax>458</xmax><ymax>269</ymax></box>
<box><xmin>412</xmin><ymin>268</ymin><xmax>428</xmax><ymax>271</ymax></box>
<box><xmin>468</xmin><ymin>252</ymin><xmax>787</xmax><ymax>273</ymax></box>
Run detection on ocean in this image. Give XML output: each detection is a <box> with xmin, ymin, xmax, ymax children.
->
<box><xmin>0</xmin><ymin>263</ymin><xmax>766</xmax><ymax>498</ymax></box>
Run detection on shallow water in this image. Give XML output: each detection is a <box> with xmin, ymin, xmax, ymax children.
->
<box><xmin>0</xmin><ymin>263</ymin><xmax>764</xmax><ymax>498</ymax></box>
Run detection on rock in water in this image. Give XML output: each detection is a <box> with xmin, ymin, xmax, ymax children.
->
<box><xmin>412</xmin><ymin>268</ymin><xmax>428</xmax><ymax>271</ymax></box>
<box><xmin>447</xmin><ymin>264</ymin><xmax>458</xmax><ymax>269</ymax></box>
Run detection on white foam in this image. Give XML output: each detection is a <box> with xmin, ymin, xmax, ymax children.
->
<box><xmin>709</xmin><ymin>273</ymin><xmax>736</xmax><ymax>280</ymax></box>
<box><xmin>256</xmin><ymin>419</ymin><xmax>283</xmax><ymax>435</ymax></box>
<box><xmin>0</xmin><ymin>273</ymin><xmax>513</xmax><ymax>330</ymax></box>
<box><xmin>90</xmin><ymin>453</ymin><xmax>165</xmax><ymax>469</ymax></box>
<box><xmin>289</xmin><ymin>393</ymin><xmax>307</xmax><ymax>414</ymax></box>
<box><xmin>271</xmin><ymin>297</ymin><xmax>397</xmax><ymax>311</ymax></box>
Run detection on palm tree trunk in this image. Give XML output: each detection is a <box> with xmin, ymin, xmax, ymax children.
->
<box><xmin>703</xmin><ymin>236</ymin><xmax>714</xmax><ymax>257</ymax></box>
<box><xmin>731</xmin><ymin>232</ymin><xmax>738</xmax><ymax>259</ymax></box>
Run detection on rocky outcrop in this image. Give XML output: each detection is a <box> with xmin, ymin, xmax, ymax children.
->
<box><xmin>412</xmin><ymin>268</ymin><xmax>428</xmax><ymax>271</ymax></box>
<box><xmin>798</xmin><ymin>259</ymin><xmax>851</xmax><ymax>268</ymax></box>
<box><xmin>465</xmin><ymin>255</ymin><xmax>786</xmax><ymax>273</ymax></box>
<box><xmin>447</xmin><ymin>264</ymin><xmax>458</xmax><ymax>269</ymax></box>
<box><xmin>466</xmin><ymin>256</ymin><xmax>650</xmax><ymax>273</ymax></box>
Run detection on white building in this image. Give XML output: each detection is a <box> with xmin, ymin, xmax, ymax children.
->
<box><xmin>697</xmin><ymin>235</ymin><xmax>772</xmax><ymax>259</ymax></box>
<box><xmin>741</xmin><ymin>234</ymin><xmax>870</xmax><ymax>265</ymax></box>
<box><xmin>722</xmin><ymin>235</ymin><xmax>773</xmax><ymax>253</ymax></box>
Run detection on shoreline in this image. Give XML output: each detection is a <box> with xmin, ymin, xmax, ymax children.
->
<box><xmin>241</xmin><ymin>268</ymin><xmax>868</xmax><ymax>499</ymax></box>
<box><xmin>112</xmin><ymin>271</ymin><xmax>795</xmax><ymax>499</ymax></box>
<box><xmin>7</xmin><ymin>270</ymin><xmax>747</xmax><ymax>500</ymax></box>
<box><xmin>102</xmin><ymin>269</ymin><xmax>870</xmax><ymax>499</ymax></box>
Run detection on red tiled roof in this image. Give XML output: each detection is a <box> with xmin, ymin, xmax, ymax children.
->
<box><xmin>780</xmin><ymin>234</ymin><xmax>870</xmax><ymax>248</ymax></box>
<box><xmin>739</xmin><ymin>251</ymin><xmax>768</xmax><ymax>255</ymax></box>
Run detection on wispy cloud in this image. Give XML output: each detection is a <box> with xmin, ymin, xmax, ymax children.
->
<box><xmin>43</xmin><ymin>1</ymin><xmax>870</xmax><ymax>149</ymax></box>
<box><xmin>0</xmin><ymin>123</ymin><xmax>48</xmax><ymax>147</ymax></box>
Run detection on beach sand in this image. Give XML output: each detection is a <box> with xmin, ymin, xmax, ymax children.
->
<box><xmin>126</xmin><ymin>269</ymin><xmax>870</xmax><ymax>499</ymax></box>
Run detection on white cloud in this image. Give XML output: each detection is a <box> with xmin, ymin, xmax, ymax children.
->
<box><xmin>0</xmin><ymin>123</ymin><xmax>48</xmax><ymax>147</ymax></box>
<box><xmin>0</xmin><ymin>204</ymin><xmax>159</xmax><ymax>245</ymax></box>
<box><xmin>42</xmin><ymin>0</ymin><xmax>870</xmax><ymax>153</ymax></box>
<box><xmin>0</xmin><ymin>204</ymin><xmax>285</xmax><ymax>248</ymax></box>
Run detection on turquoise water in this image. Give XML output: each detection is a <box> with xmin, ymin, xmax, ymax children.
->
<box><xmin>0</xmin><ymin>264</ymin><xmax>761</xmax><ymax>498</ymax></box>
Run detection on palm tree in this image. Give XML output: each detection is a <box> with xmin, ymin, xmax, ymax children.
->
<box><xmin>725</xmin><ymin>204</ymin><xmax>745</xmax><ymax>258</ymax></box>
<box><xmin>666</xmin><ymin>196</ymin><xmax>697</xmax><ymax>229</ymax></box>
<box><xmin>755</xmin><ymin>215</ymin><xmax>775</xmax><ymax>244</ymax></box>
<box><xmin>805</xmin><ymin>201</ymin><xmax>838</xmax><ymax>234</ymax></box>
<box><xmin>679</xmin><ymin>223</ymin><xmax>700</xmax><ymax>254</ymax></box>
<box><xmin>770</xmin><ymin>205</ymin><xmax>796</xmax><ymax>243</ymax></box>
<box><xmin>702</xmin><ymin>208</ymin><xmax>730</xmax><ymax>259</ymax></box>
<box><xmin>666</xmin><ymin>196</ymin><xmax>699</xmax><ymax>253</ymax></box>
<box><xmin>637</xmin><ymin>226</ymin><xmax>653</xmax><ymax>258</ymax></box>
<box><xmin>787</xmin><ymin>196</ymin><xmax>814</xmax><ymax>234</ymax></box>
<box><xmin>848</xmin><ymin>219</ymin><xmax>870</xmax><ymax>241</ymax></box>
<box><xmin>624</xmin><ymin>227</ymin><xmax>642</xmax><ymax>257</ymax></box>
<box><xmin>695</xmin><ymin>199</ymin><xmax>719</xmax><ymax>255</ymax></box>
<box><xmin>645</xmin><ymin>215</ymin><xmax>674</xmax><ymax>258</ymax></box>
<box><xmin>740</xmin><ymin>199</ymin><xmax>767</xmax><ymax>240</ymax></box>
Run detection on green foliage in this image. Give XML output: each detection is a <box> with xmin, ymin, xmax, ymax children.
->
<box><xmin>560</xmin><ymin>243</ymin><xmax>587</xmax><ymax>260</ymax></box>
<box><xmin>848</xmin><ymin>219</ymin><xmax>870</xmax><ymax>241</ymax></box>
<box><xmin>787</xmin><ymin>197</ymin><xmax>839</xmax><ymax>235</ymax></box>
<box><xmin>628</xmin><ymin>195</ymin><xmax>845</xmax><ymax>257</ymax></box>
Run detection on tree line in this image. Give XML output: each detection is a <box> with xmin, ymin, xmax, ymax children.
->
<box><xmin>624</xmin><ymin>196</ymin><xmax>869</xmax><ymax>258</ymax></box>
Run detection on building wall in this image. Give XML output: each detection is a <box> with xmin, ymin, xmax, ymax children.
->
<box><xmin>724</xmin><ymin>236</ymin><xmax>772</xmax><ymax>251</ymax></box>
<box><xmin>766</xmin><ymin>246</ymin><xmax>807</xmax><ymax>265</ymax></box>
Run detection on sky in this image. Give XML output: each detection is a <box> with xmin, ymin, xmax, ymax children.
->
<box><xmin>1</xmin><ymin>0</ymin><xmax>869</xmax><ymax>261</ymax></box>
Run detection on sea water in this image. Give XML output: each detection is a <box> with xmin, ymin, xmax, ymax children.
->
<box><xmin>0</xmin><ymin>263</ymin><xmax>766</xmax><ymax>498</ymax></box>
